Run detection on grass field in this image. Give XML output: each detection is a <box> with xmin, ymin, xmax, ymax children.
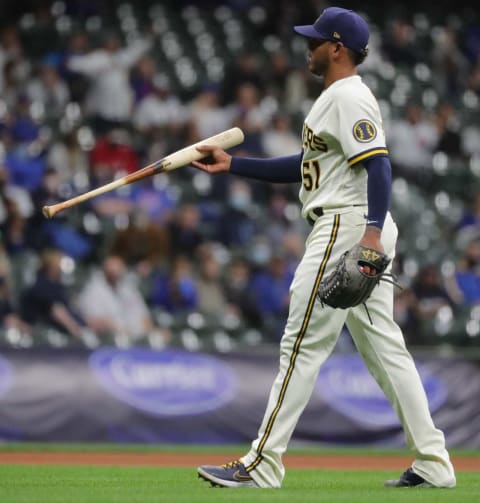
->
<box><xmin>1</xmin><ymin>466</ymin><xmax>479</xmax><ymax>503</ymax></box>
<box><xmin>0</xmin><ymin>444</ymin><xmax>478</xmax><ymax>503</ymax></box>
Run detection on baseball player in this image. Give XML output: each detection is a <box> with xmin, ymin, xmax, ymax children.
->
<box><xmin>195</xmin><ymin>7</ymin><xmax>456</xmax><ymax>489</ymax></box>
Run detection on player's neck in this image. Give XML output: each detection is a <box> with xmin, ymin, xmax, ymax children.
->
<box><xmin>323</xmin><ymin>66</ymin><xmax>357</xmax><ymax>89</ymax></box>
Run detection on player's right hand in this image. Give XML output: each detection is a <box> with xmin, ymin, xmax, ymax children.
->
<box><xmin>193</xmin><ymin>145</ymin><xmax>232</xmax><ymax>174</ymax></box>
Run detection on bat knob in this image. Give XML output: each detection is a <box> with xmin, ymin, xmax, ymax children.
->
<box><xmin>42</xmin><ymin>206</ymin><xmax>53</xmax><ymax>219</ymax></box>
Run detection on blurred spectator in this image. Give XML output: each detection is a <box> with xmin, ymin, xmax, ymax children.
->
<box><xmin>47</xmin><ymin>128</ymin><xmax>90</xmax><ymax>190</ymax></box>
<box><xmin>148</xmin><ymin>255</ymin><xmax>198</xmax><ymax>314</ymax></box>
<box><xmin>467</xmin><ymin>62</ymin><xmax>480</xmax><ymax>96</ymax></box>
<box><xmin>25</xmin><ymin>61</ymin><xmax>70</xmax><ymax>120</ymax></box>
<box><xmin>434</xmin><ymin>102</ymin><xmax>463</xmax><ymax>158</ymax></box>
<box><xmin>89</xmin><ymin>128</ymin><xmax>140</xmax><ymax>184</ymax></box>
<box><xmin>8</xmin><ymin>94</ymin><xmax>41</xmax><ymax>144</ymax></box>
<box><xmin>456</xmin><ymin>191</ymin><xmax>480</xmax><ymax>232</ymax></box>
<box><xmin>265</xmin><ymin>52</ymin><xmax>291</xmax><ymax>104</ymax></box>
<box><xmin>386</xmin><ymin>103</ymin><xmax>438</xmax><ymax>184</ymax></box>
<box><xmin>0</xmin><ymin>243</ymin><xmax>31</xmax><ymax>336</ymax></box>
<box><xmin>4</xmin><ymin>95</ymin><xmax>47</xmax><ymax>192</ymax></box>
<box><xmin>404</xmin><ymin>264</ymin><xmax>455</xmax><ymax>342</ymax></box>
<box><xmin>195</xmin><ymin>244</ymin><xmax>228</xmax><ymax>318</ymax></box>
<box><xmin>28</xmin><ymin>168</ymin><xmax>92</xmax><ymax>260</ymax></box>
<box><xmin>188</xmin><ymin>83</ymin><xmax>232</xmax><ymax>142</ymax></box>
<box><xmin>54</xmin><ymin>30</ymin><xmax>90</xmax><ymax>104</ymax></box>
<box><xmin>0</xmin><ymin>26</ymin><xmax>24</xmax><ymax>82</ymax></box>
<box><xmin>2</xmin><ymin>60</ymin><xmax>23</xmax><ymax>108</ymax></box>
<box><xmin>250</xmin><ymin>253</ymin><xmax>293</xmax><ymax>339</ymax></box>
<box><xmin>447</xmin><ymin>239</ymin><xmax>480</xmax><ymax>305</ymax></box>
<box><xmin>29</xmin><ymin>167</ymin><xmax>64</xmax><ymax>224</ymax></box>
<box><xmin>281</xmin><ymin>231</ymin><xmax>305</xmax><ymax>276</ymax></box>
<box><xmin>221</xmin><ymin>51</ymin><xmax>264</xmax><ymax>105</ymax></box>
<box><xmin>464</xmin><ymin>21</ymin><xmax>480</xmax><ymax>65</ymax></box>
<box><xmin>129</xmin><ymin>177</ymin><xmax>176</xmax><ymax>223</ymax></box>
<box><xmin>67</xmin><ymin>31</ymin><xmax>151</xmax><ymax>132</ymax></box>
<box><xmin>133</xmin><ymin>74</ymin><xmax>186</xmax><ymax>134</ymax></box>
<box><xmin>231</xmin><ymin>83</ymin><xmax>267</xmax><ymax>156</ymax></box>
<box><xmin>382</xmin><ymin>19</ymin><xmax>418</xmax><ymax>66</ymax></box>
<box><xmin>20</xmin><ymin>248</ymin><xmax>88</xmax><ymax>340</ymax></box>
<box><xmin>130</xmin><ymin>55</ymin><xmax>157</xmax><ymax>103</ymax></box>
<box><xmin>167</xmin><ymin>203</ymin><xmax>205</xmax><ymax>258</ymax></box>
<box><xmin>283</xmin><ymin>65</ymin><xmax>313</xmax><ymax>115</ymax></box>
<box><xmin>216</xmin><ymin>179</ymin><xmax>257</xmax><ymax>246</ymax></box>
<box><xmin>0</xmin><ymin>164</ymin><xmax>34</xmax><ymax>221</ymax></box>
<box><xmin>431</xmin><ymin>27</ymin><xmax>469</xmax><ymax>101</ymax></box>
<box><xmin>461</xmin><ymin>123</ymin><xmax>480</xmax><ymax>157</ymax></box>
<box><xmin>223</xmin><ymin>256</ymin><xmax>261</xmax><ymax>327</ymax></box>
<box><xmin>262</xmin><ymin>114</ymin><xmax>301</xmax><ymax>157</ymax></box>
<box><xmin>77</xmin><ymin>254</ymin><xmax>165</xmax><ymax>346</ymax></box>
<box><xmin>262</xmin><ymin>191</ymin><xmax>293</xmax><ymax>246</ymax></box>
<box><xmin>136</xmin><ymin>72</ymin><xmax>188</xmax><ymax>166</ymax></box>
<box><xmin>110</xmin><ymin>206</ymin><xmax>171</xmax><ymax>266</ymax></box>
<box><xmin>0</xmin><ymin>26</ymin><xmax>30</xmax><ymax>106</ymax></box>
<box><xmin>0</xmin><ymin>164</ymin><xmax>31</xmax><ymax>256</ymax></box>
<box><xmin>0</xmin><ymin>195</ymin><xmax>28</xmax><ymax>255</ymax></box>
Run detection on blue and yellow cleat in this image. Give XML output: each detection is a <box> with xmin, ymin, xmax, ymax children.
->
<box><xmin>384</xmin><ymin>468</ymin><xmax>434</xmax><ymax>488</ymax></box>
<box><xmin>197</xmin><ymin>460</ymin><xmax>258</xmax><ymax>488</ymax></box>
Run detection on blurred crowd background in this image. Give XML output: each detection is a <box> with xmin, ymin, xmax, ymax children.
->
<box><xmin>0</xmin><ymin>0</ymin><xmax>479</xmax><ymax>352</ymax></box>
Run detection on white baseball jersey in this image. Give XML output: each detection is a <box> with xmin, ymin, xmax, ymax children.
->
<box><xmin>300</xmin><ymin>75</ymin><xmax>388</xmax><ymax>219</ymax></box>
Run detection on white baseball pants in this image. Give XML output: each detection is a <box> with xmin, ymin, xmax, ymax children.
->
<box><xmin>241</xmin><ymin>207</ymin><xmax>456</xmax><ymax>488</ymax></box>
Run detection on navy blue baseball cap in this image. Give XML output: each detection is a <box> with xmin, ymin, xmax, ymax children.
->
<box><xmin>294</xmin><ymin>7</ymin><xmax>369</xmax><ymax>54</ymax></box>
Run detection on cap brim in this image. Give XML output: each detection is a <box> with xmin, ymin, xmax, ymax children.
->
<box><xmin>293</xmin><ymin>25</ymin><xmax>323</xmax><ymax>38</ymax></box>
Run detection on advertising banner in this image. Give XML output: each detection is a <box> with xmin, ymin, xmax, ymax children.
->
<box><xmin>0</xmin><ymin>348</ymin><xmax>478</xmax><ymax>446</ymax></box>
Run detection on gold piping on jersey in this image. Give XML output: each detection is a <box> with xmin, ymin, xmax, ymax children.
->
<box><xmin>347</xmin><ymin>148</ymin><xmax>389</xmax><ymax>167</ymax></box>
<box><xmin>246</xmin><ymin>214</ymin><xmax>341</xmax><ymax>474</ymax></box>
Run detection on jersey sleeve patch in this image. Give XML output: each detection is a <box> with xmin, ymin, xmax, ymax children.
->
<box><xmin>353</xmin><ymin>119</ymin><xmax>377</xmax><ymax>143</ymax></box>
<box><xmin>347</xmin><ymin>147</ymin><xmax>389</xmax><ymax>166</ymax></box>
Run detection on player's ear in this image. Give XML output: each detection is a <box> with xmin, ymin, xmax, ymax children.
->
<box><xmin>329</xmin><ymin>42</ymin><xmax>343</xmax><ymax>61</ymax></box>
<box><xmin>333</xmin><ymin>42</ymin><xmax>344</xmax><ymax>54</ymax></box>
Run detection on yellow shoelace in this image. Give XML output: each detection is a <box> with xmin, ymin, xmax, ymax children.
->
<box><xmin>222</xmin><ymin>460</ymin><xmax>241</xmax><ymax>469</ymax></box>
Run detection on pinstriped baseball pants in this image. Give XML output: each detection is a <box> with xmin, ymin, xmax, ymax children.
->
<box><xmin>241</xmin><ymin>207</ymin><xmax>456</xmax><ymax>488</ymax></box>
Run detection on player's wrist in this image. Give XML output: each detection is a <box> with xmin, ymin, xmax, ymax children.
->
<box><xmin>360</xmin><ymin>226</ymin><xmax>384</xmax><ymax>254</ymax></box>
<box><xmin>365</xmin><ymin>223</ymin><xmax>382</xmax><ymax>233</ymax></box>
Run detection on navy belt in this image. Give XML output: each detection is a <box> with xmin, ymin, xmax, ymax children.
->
<box><xmin>307</xmin><ymin>204</ymin><xmax>366</xmax><ymax>226</ymax></box>
<box><xmin>306</xmin><ymin>207</ymin><xmax>324</xmax><ymax>226</ymax></box>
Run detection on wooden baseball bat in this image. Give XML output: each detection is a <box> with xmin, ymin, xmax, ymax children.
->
<box><xmin>42</xmin><ymin>127</ymin><xmax>244</xmax><ymax>219</ymax></box>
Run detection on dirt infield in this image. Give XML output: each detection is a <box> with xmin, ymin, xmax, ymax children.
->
<box><xmin>0</xmin><ymin>452</ymin><xmax>478</xmax><ymax>471</ymax></box>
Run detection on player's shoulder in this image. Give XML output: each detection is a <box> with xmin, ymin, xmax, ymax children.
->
<box><xmin>330</xmin><ymin>76</ymin><xmax>375</xmax><ymax>102</ymax></box>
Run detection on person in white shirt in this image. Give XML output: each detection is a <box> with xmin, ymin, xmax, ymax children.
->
<box><xmin>77</xmin><ymin>254</ymin><xmax>159</xmax><ymax>346</ymax></box>
<box><xmin>386</xmin><ymin>103</ymin><xmax>438</xmax><ymax>183</ymax></box>
<box><xmin>133</xmin><ymin>74</ymin><xmax>186</xmax><ymax>133</ymax></box>
<box><xmin>67</xmin><ymin>32</ymin><xmax>151</xmax><ymax>130</ymax></box>
<box><xmin>262</xmin><ymin>114</ymin><xmax>302</xmax><ymax>157</ymax></box>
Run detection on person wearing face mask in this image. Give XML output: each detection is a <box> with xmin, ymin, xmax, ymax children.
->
<box><xmin>216</xmin><ymin>179</ymin><xmax>257</xmax><ymax>247</ymax></box>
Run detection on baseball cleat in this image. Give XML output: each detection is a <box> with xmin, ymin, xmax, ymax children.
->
<box><xmin>197</xmin><ymin>459</ymin><xmax>257</xmax><ymax>488</ymax></box>
<box><xmin>384</xmin><ymin>468</ymin><xmax>433</xmax><ymax>488</ymax></box>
